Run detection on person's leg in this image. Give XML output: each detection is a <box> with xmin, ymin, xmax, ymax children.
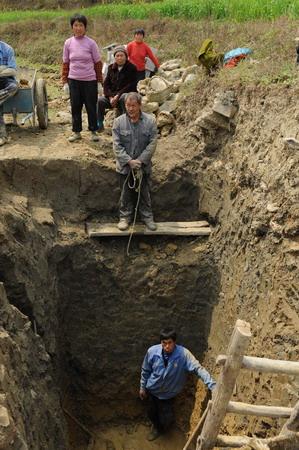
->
<box><xmin>147</xmin><ymin>394</ymin><xmax>161</xmax><ymax>440</ymax></box>
<box><xmin>116</xmin><ymin>93</ymin><xmax>127</xmax><ymax>117</ymax></box>
<box><xmin>157</xmin><ymin>397</ymin><xmax>175</xmax><ymax>433</ymax></box>
<box><xmin>0</xmin><ymin>107</ymin><xmax>7</xmax><ymax>146</ymax></box>
<box><xmin>147</xmin><ymin>394</ymin><xmax>160</xmax><ymax>429</ymax></box>
<box><xmin>68</xmin><ymin>79</ymin><xmax>83</xmax><ymax>134</ymax></box>
<box><xmin>82</xmin><ymin>80</ymin><xmax>98</xmax><ymax>132</ymax></box>
<box><xmin>5</xmin><ymin>78</ymin><xmax>18</xmax><ymax>96</ymax></box>
<box><xmin>119</xmin><ymin>173</ymin><xmax>135</xmax><ymax>227</ymax></box>
<box><xmin>136</xmin><ymin>70</ymin><xmax>146</xmax><ymax>82</ymax></box>
<box><xmin>0</xmin><ymin>77</ymin><xmax>18</xmax><ymax>106</ymax></box>
<box><xmin>138</xmin><ymin>173</ymin><xmax>156</xmax><ymax>230</ymax></box>
<box><xmin>97</xmin><ymin>96</ymin><xmax>111</xmax><ymax>130</ymax></box>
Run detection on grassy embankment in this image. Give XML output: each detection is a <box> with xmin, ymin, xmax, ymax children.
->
<box><xmin>1</xmin><ymin>0</ymin><xmax>299</xmax><ymax>22</ymax></box>
<box><xmin>0</xmin><ymin>0</ymin><xmax>298</xmax><ymax>86</ymax></box>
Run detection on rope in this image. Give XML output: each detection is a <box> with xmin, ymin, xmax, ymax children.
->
<box><xmin>126</xmin><ymin>168</ymin><xmax>143</xmax><ymax>256</ymax></box>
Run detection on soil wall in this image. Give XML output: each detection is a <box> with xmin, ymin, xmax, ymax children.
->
<box><xmin>177</xmin><ymin>82</ymin><xmax>299</xmax><ymax>437</ymax></box>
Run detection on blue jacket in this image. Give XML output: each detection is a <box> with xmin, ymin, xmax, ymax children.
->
<box><xmin>0</xmin><ymin>41</ymin><xmax>17</xmax><ymax>69</ymax></box>
<box><xmin>140</xmin><ymin>344</ymin><xmax>216</xmax><ymax>399</ymax></box>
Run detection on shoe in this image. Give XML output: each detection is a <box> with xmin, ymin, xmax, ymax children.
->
<box><xmin>68</xmin><ymin>132</ymin><xmax>81</xmax><ymax>142</ymax></box>
<box><xmin>97</xmin><ymin>123</ymin><xmax>104</xmax><ymax>133</ymax></box>
<box><xmin>144</xmin><ymin>218</ymin><xmax>157</xmax><ymax>231</ymax></box>
<box><xmin>118</xmin><ymin>218</ymin><xmax>130</xmax><ymax>231</ymax></box>
<box><xmin>147</xmin><ymin>427</ymin><xmax>161</xmax><ymax>441</ymax></box>
<box><xmin>91</xmin><ymin>131</ymin><xmax>99</xmax><ymax>142</ymax></box>
<box><xmin>0</xmin><ymin>136</ymin><xmax>7</xmax><ymax>146</ymax></box>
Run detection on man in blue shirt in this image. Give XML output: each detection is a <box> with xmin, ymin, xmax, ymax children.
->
<box><xmin>140</xmin><ymin>328</ymin><xmax>216</xmax><ymax>441</ymax></box>
<box><xmin>0</xmin><ymin>41</ymin><xmax>18</xmax><ymax>146</ymax></box>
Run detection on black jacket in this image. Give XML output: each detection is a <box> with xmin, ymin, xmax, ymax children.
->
<box><xmin>103</xmin><ymin>60</ymin><xmax>137</xmax><ymax>98</ymax></box>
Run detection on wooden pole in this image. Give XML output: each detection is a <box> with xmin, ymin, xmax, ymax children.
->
<box><xmin>216</xmin><ymin>435</ymin><xmax>254</xmax><ymax>447</ymax></box>
<box><xmin>216</xmin><ymin>355</ymin><xmax>299</xmax><ymax>376</ymax></box>
<box><xmin>216</xmin><ymin>433</ymin><xmax>299</xmax><ymax>449</ymax></box>
<box><xmin>182</xmin><ymin>401</ymin><xmax>211</xmax><ymax>450</ymax></box>
<box><xmin>197</xmin><ymin>319</ymin><xmax>252</xmax><ymax>450</ymax></box>
<box><xmin>227</xmin><ymin>401</ymin><xmax>292</xmax><ymax>418</ymax></box>
<box><xmin>280</xmin><ymin>400</ymin><xmax>299</xmax><ymax>434</ymax></box>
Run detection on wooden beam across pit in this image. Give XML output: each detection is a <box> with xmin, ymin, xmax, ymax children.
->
<box><xmin>86</xmin><ymin>221</ymin><xmax>211</xmax><ymax>237</ymax></box>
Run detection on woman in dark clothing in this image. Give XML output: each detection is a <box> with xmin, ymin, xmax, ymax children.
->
<box><xmin>97</xmin><ymin>46</ymin><xmax>137</xmax><ymax>131</ymax></box>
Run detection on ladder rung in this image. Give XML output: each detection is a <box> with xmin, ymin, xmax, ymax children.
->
<box><xmin>227</xmin><ymin>401</ymin><xmax>292</xmax><ymax>418</ymax></box>
<box><xmin>216</xmin><ymin>354</ymin><xmax>299</xmax><ymax>376</ymax></box>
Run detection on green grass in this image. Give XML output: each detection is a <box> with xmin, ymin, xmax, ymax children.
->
<box><xmin>1</xmin><ymin>0</ymin><xmax>299</xmax><ymax>23</ymax></box>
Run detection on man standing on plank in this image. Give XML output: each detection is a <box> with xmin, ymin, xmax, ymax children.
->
<box><xmin>112</xmin><ymin>92</ymin><xmax>157</xmax><ymax>231</ymax></box>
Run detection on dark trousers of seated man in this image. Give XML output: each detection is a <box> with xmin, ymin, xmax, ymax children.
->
<box><xmin>147</xmin><ymin>394</ymin><xmax>175</xmax><ymax>433</ymax></box>
<box><xmin>119</xmin><ymin>171</ymin><xmax>153</xmax><ymax>221</ymax></box>
<box><xmin>98</xmin><ymin>93</ymin><xmax>127</xmax><ymax>127</ymax></box>
<box><xmin>0</xmin><ymin>77</ymin><xmax>18</xmax><ymax>138</ymax></box>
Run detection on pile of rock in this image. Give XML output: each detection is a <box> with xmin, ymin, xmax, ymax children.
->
<box><xmin>103</xmin><ymin>59</ymin><xmax>200</xmax><ymax>136</ymax></box>
<box><xmin>137</xmin><ymin>59</ymin><xmax>200</xmax><ymax>136</ymax></box>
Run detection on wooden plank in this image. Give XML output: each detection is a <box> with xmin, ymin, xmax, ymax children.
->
<box><xmin>227</xmin><ymin>401</ymin><xmax>292</xmax><ymax>418</ymax></box>
<box><xmin>86</xmin><ymin>222</ymin><xmax>211</xmax><ymax>237</ymax></box>
<box><xmin>182</xmin><ymin>401</ymin><xmax>211</xmax><ymax>450</ymax></box>
<box><xmin>197</xmin><ymin>320</ymin><xmax>252</xmax><ymax>450</ymax></box>
<box><xmin>156</xmin><ymin>221</ymin><xmax>210</xmax><ymax>228</ymax></box>
<box><xmin>216</xmin><ymin>355</ymin><xmax>299</xmax><ymax>376</ymax></box>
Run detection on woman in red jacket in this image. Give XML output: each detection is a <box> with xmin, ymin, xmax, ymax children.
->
<box><xmin>127</xmin><ymin>28</ymin><xmax>160</xmax><ymax>82</ymax></box>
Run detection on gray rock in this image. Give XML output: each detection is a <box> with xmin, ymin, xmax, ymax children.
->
<box><xmin>159</xmin><ymin>100</ymin><xmax>177</xmax><ymax>114</ymax></box>
<box><xmin>266</xmin><ymin>203</ymin><xmax>279</xmax><ymax>213</ymax></box>
<box><xmin>0</xmin><ymin>406</ymin><xmax>10</xmax><ymax>427</ymax></box>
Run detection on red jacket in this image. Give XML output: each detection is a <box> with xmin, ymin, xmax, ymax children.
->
<box><xmin>127</xmin><ymin>41</ymin><xmax>159</xmax><ymax>72</ymax></box>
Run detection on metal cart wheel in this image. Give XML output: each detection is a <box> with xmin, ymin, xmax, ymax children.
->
<box><xmin>35</xmin><ymin>78</ymin><xmax>48</xmax><ymax>129</ymax></box>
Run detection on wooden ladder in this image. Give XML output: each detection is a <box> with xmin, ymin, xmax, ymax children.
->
<box><xmin>183</xmin><ymin>319</ymin><xmax>299</xmax><ymax>450</ymax></box>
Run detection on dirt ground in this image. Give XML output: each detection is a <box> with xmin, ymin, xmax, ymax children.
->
<box><xmin>92</xmin><ymin>424</ymin><xmax>185</xmax><ymax>450</ymax></box>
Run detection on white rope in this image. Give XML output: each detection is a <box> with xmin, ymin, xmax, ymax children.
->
<box><xmin>126</xmin><ymin>168</ymin><xmax>143</xmax><ymax>256</ymax></box>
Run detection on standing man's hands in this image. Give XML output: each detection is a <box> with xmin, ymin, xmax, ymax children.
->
<box><xmin>139</xmin><ymin>388</ymin><xmax>147</xmax><ymax>400</ymax></box>
<box><xmin>128</xmin><ymin>159</ymin><xmax>142</xmax><ymax>170</ymax></box>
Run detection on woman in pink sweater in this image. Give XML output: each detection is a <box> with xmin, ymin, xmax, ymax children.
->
<box><xmin>127</xmin><ymin>28</ymin><xmax>160</xmax><ymax>82</ymax></box>
<box><xmin>62</xmin><ymin>14</ymin><xmax>103</xmax><ymax>143</ymax></box>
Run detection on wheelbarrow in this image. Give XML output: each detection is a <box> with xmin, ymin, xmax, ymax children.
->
<box><xmin>2</xmin><ymin>68</ymin><xmax>48</xmax><ymax>129</ymax></box>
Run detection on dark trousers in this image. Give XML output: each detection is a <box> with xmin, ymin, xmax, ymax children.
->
<box><xmin>97</xmin><ymin>93</ymin><xmax>127</xmax><ymax>125</ymax></box>
<box><xmin>68</xmin><ymin>79</ymin><xmax>98</xmax><ymax>132</ymax></box>
<box><xmin>147</xmin><ymin>394</ymin><xmax>175</xmax><ymax>433</ymax></box>
<box><xmin>0</xmin><ymin>77</ymin><xmax>18</xmax><ymax>136</ymax></box>
<box><xmin>136</xmin><ymin>70</ymin><xmax>146</xmax><ymax>82</ymax></box>
<box><xmin>119</xmin><ymin>172</ymin><xmax>153</xmax><ymax>221</ymax></box>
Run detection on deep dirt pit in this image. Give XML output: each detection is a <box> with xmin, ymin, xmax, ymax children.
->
<box><xmin>0</xmin><ymin>76</ymin><xmax>298</xmax><ymax>450</ymax></box>
<box><xmin>0</xmin><ymin>114</ymin><xmax>219</xmax><ymax>449</ymax></box>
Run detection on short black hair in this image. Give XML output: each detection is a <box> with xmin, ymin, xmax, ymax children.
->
<box><xmin>134</xmin><ymin>28</ymin><xmax>145</xmax><ymax>37</ymax></box>
<box><xmin>160</xmin><ymin>328</ymin><xmax>177</xmax><ymax>342</ymax></box>
<box><xmin>70</xmin><ymin>14</ymin><xmax>87</xmax><ymax>28</ymax></box>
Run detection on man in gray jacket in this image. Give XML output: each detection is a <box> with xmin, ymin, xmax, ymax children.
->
<box><xmin>112</xmin><ymin>92</ymin><xmax>157</xmax><ymax>231</ymax></box>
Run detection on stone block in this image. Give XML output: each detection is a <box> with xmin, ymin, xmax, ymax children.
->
<box><xmin>212</xmin><ymin>101</ymin><xmax>238</xmax><ymax>118</ymax></box>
